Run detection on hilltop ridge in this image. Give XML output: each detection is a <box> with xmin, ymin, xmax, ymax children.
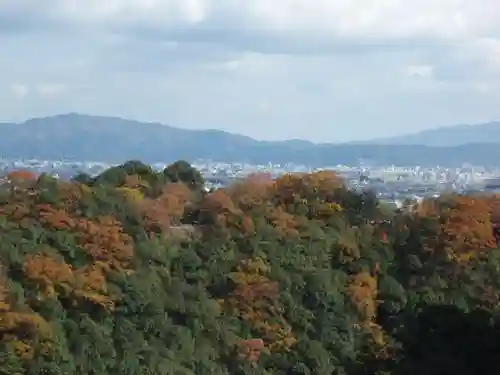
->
<box><xmin>363</xmin><ymin>121</ymin><xmax>500</xmax><ymax>146</ymax></box>
<box><xmin>1</xmin><ymin>113</ymin><xmax>500</xmax><ymax>166</ymax></box>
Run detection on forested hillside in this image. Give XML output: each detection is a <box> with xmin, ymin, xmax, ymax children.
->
<box><xmin>1</xmin><ymin>160</ymin><xmax>500</xmax><ymax>375</ymax></box>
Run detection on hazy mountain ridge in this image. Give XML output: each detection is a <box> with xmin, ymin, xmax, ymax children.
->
<box><xmin>1</xmin><ymin>113</ymin><xmax>500</xmax><ymax>166</ymax></box>
<box><xmin>362</xmin><ymin>121</ymin><xmax>500</xmax><ymax>146</ymax></box>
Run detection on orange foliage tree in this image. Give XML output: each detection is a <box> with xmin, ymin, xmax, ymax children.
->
<box><xmin>7</xmin><ymin>170</ymin><xmax>37</xmax><ymax>182</ymax></box>
<box><xmin>228</xmin><ymin>173</ymin><xmax>273</xmax><ymax>213</ymax></box>
<box><xmin>36</xmin><ymin>205</ymin><xmax>134</xmax><ymax>271</ymax></box>
<box><xmin>22</xmin><ymin>253</ymin><xmax>115</xmax><ymax>312</ymax></box>
<box><xmin>159</xmin><ymin>183</ymin><xmax>192</xmax><ymax>222</ymax></box>
<box><xmin>198</xmin><ymin>188</ymin><xmax>258</xmax><ymax>236</ymax></box>
<box><xmin>0</xmin><ymin>202</ymin><xmax>33</xmax><ymax>223</ymax></box>
<box><xmin>55</xmin><ymin>180</ymin><xmax>92</xmax><ymax>212</ymax></box>
<box><xmin>137</xmin><ymin>182</ymin><xmax>193</xmax><ymax>235</ymax></box>
<box><xmin>0</xmin><ymin>263</ymin><xmax>52</xmax><ymax>362</ymax></box>
<box><xmin>416</xmin><ymin>195</ymin><xmax>496</xmax><ymax>261</ymax></box>
<box><xmin>22</xmin><ymin>253</ymin><xmax>74</xmax><ymax>298</ymax></box>
<box><xmin>219</xmin><ymin>257</ymin><xmax>296</xmax><ymax>364</ymax></box>
<box><xmin>76</xmin><ymin>216</ymin><xmax>134</xmax><ymax>271</ymax></box>
<box><xmin>266</xmin><ymin>206</ymin><xmax>299</xmax><ymax>237</ymax></box>
<box><xmin>237</xmin><ymin>339</ymin><xmax>265</xmax><ymax>365</ymax></box>
<box><xmin>37</xmin><ymin>204</ymin><xmax>76</xmax><ymax>231</ymax></box>
<box><xmin>139</xmin><ymin>198</ymin><xmax>171</xmax><ymax>234</ymax></box>
<box><xmin>200</xmin><ymin>189</ymin><xmax>240</xmax><ymax>227</ymax></box>
<box><xmin>73</xmin><ymin>264</ymin><xmax>114</xmax><ymax>312</ymax></box>
<box><xmin>271</xmin><ymin>171</ymin><xmax>343</xmax><ymax>222</ymax></box>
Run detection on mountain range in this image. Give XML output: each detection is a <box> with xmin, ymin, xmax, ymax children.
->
<box><xmin>1</xmin><ymin>113</ymin><xmax>500</xmax><ymax>166</ymax></box>
<box><xmin>360</xmin><ymin>121</ymin><xmax>500</xmax><ymax>147</ymax></box>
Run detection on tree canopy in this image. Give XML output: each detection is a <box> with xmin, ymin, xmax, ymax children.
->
<box><xmin>0</xmin><ymin>160</ymin><xmax>500</xmax><ymax>375</ymax></box>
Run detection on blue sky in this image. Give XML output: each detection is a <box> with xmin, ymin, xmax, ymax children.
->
<box><xmin>1</xmin><ymin>1</ymin><xmax>500</xmax><ymax>143</ymax></box>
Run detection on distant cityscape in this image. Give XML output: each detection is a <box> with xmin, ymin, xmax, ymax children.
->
<box><xmin>3</xmin><ymin>158</ymin><xmax>500</xmax><ymax>210</ymax></box>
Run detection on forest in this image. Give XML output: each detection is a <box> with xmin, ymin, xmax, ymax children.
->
<box><xmin>1</xmin><ymin>160</ymin><xmax>500</xmax><ymax>375</ymax></box>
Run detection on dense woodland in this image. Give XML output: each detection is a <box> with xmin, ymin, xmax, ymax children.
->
<box><xmin>1</xmin><ymin>160</ymin><xmax>500</xmax><ymax>375</ymax></box>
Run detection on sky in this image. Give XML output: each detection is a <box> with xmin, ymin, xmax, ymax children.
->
<box><xmin>1</xmin><ymin>1</ymin><xmax>500</xmax><ymax>143</ymax></box>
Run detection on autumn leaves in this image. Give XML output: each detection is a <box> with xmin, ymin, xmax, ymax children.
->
<box><xmin>22</xmin><ymin>254</ymin><xmax>114</xmax><ymax>312</ymax></box>
<box><xmin>415</xmin><ymin>195</ymin><xmax>499</xmax><ymax>262</ymax></box>
<box><xmin>199</xmin><ymin>170</ymin><xmax>345</xmax><ymax>238</ymax></box>
<box><xmin>0</xmin><ymin>168</ymin><xmax>350</xmax><ymax>368</ymax></box>
<box><xmin>220</xmin><ymin>257</ymin><xmax>296</xmax><ymax>363</ymax></box>
<box><xmin>5</xmin><ymin>161</ymin><xmax>500</xmax><ymax>371</ymax></box>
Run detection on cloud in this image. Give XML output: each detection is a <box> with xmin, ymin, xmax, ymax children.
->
<box><xmin>257</xmin><ymin>99</ymin><xmax>272</xmax><ymax>113</ymax></box>
<box><xmin>10</xmin><ymin>83</ymin><xmax>29</xmax><ymax>98</ymax></box>
<box><xmin>405</xmin><ymin>65</ymin><xmax>434</xmax><ymax>78</ymax></box>
<box><xmin>216</xmin><ymin>59</ymin><xmax>243</xmax><ymax>71</ymax></box>
<box><xmin>7</xmin><ymin>82</ymin><xmax>67</xmax><ymax>100</ymax></box>
<box><xmin>36</xmin><ymin>83</ymin><xmax>68</xmax><ymax>98</ymax></box>
<box><xmin>2</xmin><ymin>1</ymin><xmax>500</xmax><ymax>67</ymax></box>
<box><xmin>2</xmin><ymin>1</ymin><xmax>500</xmax><ymax>47</ymax></box>
<box><xmin>2</xmin><ymin>1</ymin><xmax>499</xmax><ymax>80</ymax></box>
<box><xmin>0</xmin><ymin>1</ymin><xmax>500</xmax><ymax>143</ymax></box>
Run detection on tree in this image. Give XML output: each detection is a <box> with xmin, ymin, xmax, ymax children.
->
<box><xmin>164</xmin><ymin>160</ymin><xmax>204</xmax><ymax>190</ymax></box>
<box><xmin>228</xmin><ymin>173</ymin><xmax>273</xmax><ymax>213</ymax></box>
<box><xmin>93</xmin><ymin>160</ymin><xmax>159</xmax><ymax>188</ymax></box>
<box><xmin>271</xmin><ymin>171</ymin><xmax>344</xmax><ymax>223</ymax></box>
<box><xmin>0</xmin><ymin>262</ymin><xmax>52</xmax><ymax>366</ymax></box>
<box><xmin>415</xmin><ymin>195</ymin><xmax>496</xmax><ymax>262</ymax></box>
<box><xmin>198</xmin><ymin>189</ymin><xmax>239</xmax><ymax>227</ymax></box>
<box><xmin>220</xmin><ymin>257</ymin><xmax>297</xmax><ymax>364</ymax></box>
<box><xmin>3</xmin><ymin>161</ymin><xmax>500</xmax><ymax>374</ymax></box>
<box><xmin>7</xmin><ymin>170</ymin><xmax>37</xmax><ymax>182</ymax></box>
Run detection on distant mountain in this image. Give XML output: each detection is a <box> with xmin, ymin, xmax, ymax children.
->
<box><xmin>367</xmin><ymin>121</ymin><xmax>500</xmax><ymax>146</ymax></box>
<box><xmin>1</xmin><ymin>113</ymin><xmax>500</xmax><ymax>167</ymax></box>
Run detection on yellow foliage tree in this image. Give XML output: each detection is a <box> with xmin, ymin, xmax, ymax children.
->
<box><xmin>117</xmin><ymin>187</ymin><xmax>144</xmax><ymax>204</ymax></box>
<box><xmin>347</xmin><ymin>272</ymin><xmax>391</xmax><ymax>359</ymax></box>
